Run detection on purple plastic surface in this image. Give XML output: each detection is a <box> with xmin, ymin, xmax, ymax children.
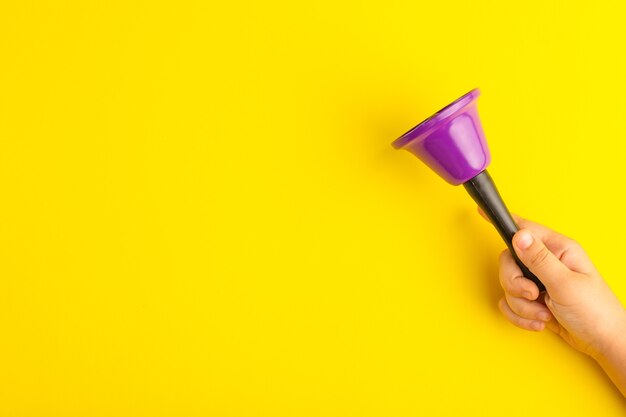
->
<box><xmin>392</xmin><ymin>89</ymin><xmax>491</xmax><ymax>185</ymax></box>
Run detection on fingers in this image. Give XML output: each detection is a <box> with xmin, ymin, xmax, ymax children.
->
<box><xmin>512</xmin><ymin>229</ymin><xmax>572</xmax><ymax>290</ymax></box>
<box><xmin>476</xmin><ymin>207</ymin><xmax>594</xmax><ymax>274</ymax></box>
<box><xmin>498</xmin><ymin>249</ymin><xmax>552</xmax><ymax>331</ymax></box>
<box><xmin>504</xmin><ymin>292</ymin><xmax>552</xmax><ymax>322</ymax></box>
<box><xmin>499</xmin><ymin>297</ymin><xmax>546</xmax><ymax>332</ymax></box>
<box><xmin>543</xmin><ymin>293</ymin><xmax>565</xmax><ymax>335</ymax></box>
<box><xmin>514</xmin><ymin>218</ymin><xmax>594</xmax><ymax>274</ymax></box>
<box><xmin>543</xmin><ymin>235</ymin><xmax>595</xmax><ymax>275</ymax></box>
<box><xmin>499</xmin><ymin>250</ymin><xmax>540</xmax><ymax>300</ymax></box>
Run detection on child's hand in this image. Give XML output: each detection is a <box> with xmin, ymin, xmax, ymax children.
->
<box><xmin>479</xmin><ymin>211</ymin><xmax>626</xmax><ymax>394</ymax></box>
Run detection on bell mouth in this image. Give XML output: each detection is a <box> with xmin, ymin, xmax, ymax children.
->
<box><xmin>392</xmin><ymin>88</ymin><xmax>481</xmax><ymax>149</ymax></box>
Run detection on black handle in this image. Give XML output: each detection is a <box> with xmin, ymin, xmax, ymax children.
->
<box><xmin>463</xmin><ymin>170</ymin><xmax>546</xmax><ymax>292</ymax></box>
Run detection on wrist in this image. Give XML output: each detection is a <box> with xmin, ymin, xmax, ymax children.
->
<box><xmin>589</xmin><ymin>307</ymin><xmax>626</xmax><ymax>397</ymax></box>
<box><xmin>590</xmin><ymin>307</ymin><xmax>626</xmax><ymax>363</ymax></box>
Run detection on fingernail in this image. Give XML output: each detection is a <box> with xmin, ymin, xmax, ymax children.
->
<box><xmin>538</xmin><ymin>312</ymin><xmax>550</xmax><ymax>321</ymax></box>
<box><xmin>531</xmin><ymin>321</ymin><xmax>544</xmax><ymax>331</ymax></box>
<box><xmin>516</xmin><ymin>230</ymin><xmax>534</xmax><ymax>250</ymax></box>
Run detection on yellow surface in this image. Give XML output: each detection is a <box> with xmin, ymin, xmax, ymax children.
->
<box><xmin>0</xmin><ymin>1</ymin><xmax>625</xmax><ymax>415</ymax></box>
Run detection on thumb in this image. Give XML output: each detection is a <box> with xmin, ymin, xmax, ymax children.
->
<box><xmin>512</xmin><ymin>229</ymin><xmax>570</xmax><ymax>289</ymax></box>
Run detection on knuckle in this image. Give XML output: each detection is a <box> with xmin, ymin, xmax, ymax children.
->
<box><xmin>569</xmin><ymin>239</ymin><xmax>583</xmax><ymax>252</ymax></box>
<box><xmin>499</xmin><ymin>270</ymin><xmax>513</xmax><ymax>291</ymax></box>
<box><xmin>529</xmin><ymin>246</ymin><xmax>551</xmax><ymax>268</ymax></box>
<box><xmin>499</xmin><ymin>297</ymin><xmax>511</xmax><ymax>315</ymax></box>
<box><xmin>498</xmin><ymin>249</ymin><xmax>513</xmax><ymax>268</ymax></box>
<box><xmin>510</xmin><ymin>275</ymin><xmax>528</xmax><ymax>294</ymax></box>
<box><xmin>498</xmin><ymin>274</ymin><xmax>507</xmax><ymax>290</ymax></box>
<box><xmin>517</xmin><ymin>301</ymin><xmax>532</xmax><ymax>318</ymax></box>
<box><xmin>510</xmin><ymin>314</ymin><xmax>526</xmax><ymax>329</ymax></box>
<box><xmin>505</xmin><ymin>295</ymin><xmax>527</xmax><ymax>318</ymax></box>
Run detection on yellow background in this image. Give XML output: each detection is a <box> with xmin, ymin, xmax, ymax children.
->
<box><xmin>0</xmin><ymin>0</ymin><xmax>625</xmax><ymax>415</ymax></box>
